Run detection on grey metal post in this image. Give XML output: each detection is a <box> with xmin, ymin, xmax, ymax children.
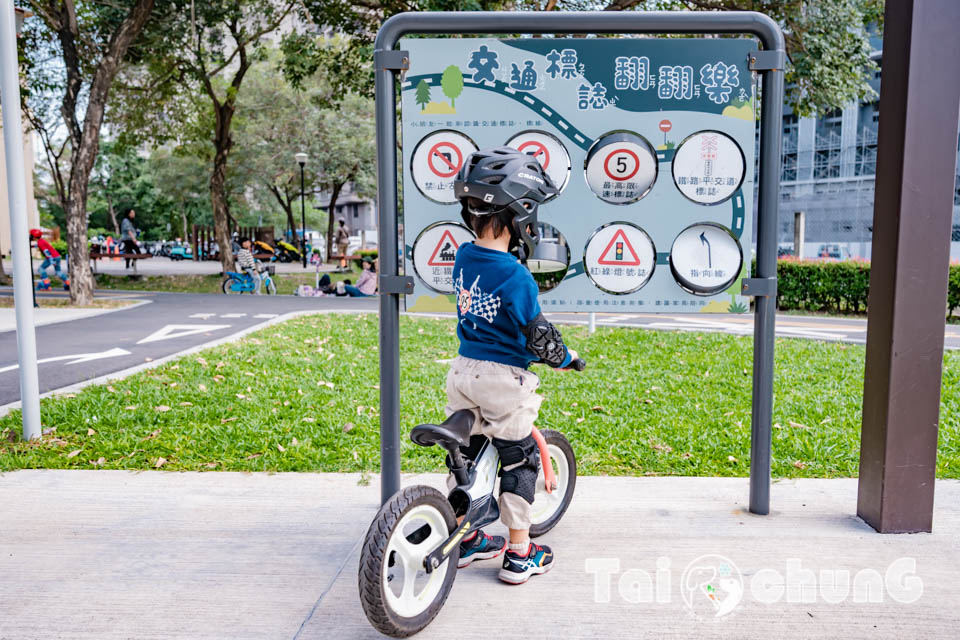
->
<box><xmin>0</xmin><ymin>2</ymin><xmax>41</xmax><ymax>440</ymax></box>
<box><xmin>375</xmin><ymin>50</ymin><xmax>403</xmax><ymax>504</ymax></box>
<box><xmin>748</xmin><ymin>44</ymin><xmax>785</xmax><ymax>515</ymax></box>
<box><xmin>375</xmin><ymin>10</ymin><xmax>784</xmax><ymax>510</ymax></box>
<box><xmin>793</xmin><ymin>211</ymin><xmax>805</xmax><ymax>258</ymax></box>
<box><xmin>588</xmin><ymin>312</ymin><xmax>596</xmax><ymax>334</ymax></box>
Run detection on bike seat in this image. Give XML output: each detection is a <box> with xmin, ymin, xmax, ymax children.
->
<box><xmin>410</xmin><ymin>410</ymin><xmax>475</xmax><ymax>450</ymax></box>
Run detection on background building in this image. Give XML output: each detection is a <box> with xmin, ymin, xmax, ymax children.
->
<box><xmin>772</xmin><ymin>36</ymin><xmax>960</xmax><ymax>260</ymax></box>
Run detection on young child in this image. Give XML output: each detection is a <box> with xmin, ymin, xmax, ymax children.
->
<box><xmin>30</xmin><ymin>229</ymin><xmax>69</xmax><ymax>290</ymax></box>
<box><xmin>447</xmin><ymin>147</ymin><xmax>578</xmax><ymax>585</ymax></box>
<box><xmin>236</xmin><ymin>237</ymin><xmax>261</xmax><ymax>294</ymax></box>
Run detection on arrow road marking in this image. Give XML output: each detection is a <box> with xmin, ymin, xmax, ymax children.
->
<box><xmin>137</xmin><ymin>324</ymin><xmax>231</xmax><ymax>345</ymax></box>
<box><xmin>0</xmin><ymin>347</ymin><xmax>131</xmax><ymax>373</ymax></box>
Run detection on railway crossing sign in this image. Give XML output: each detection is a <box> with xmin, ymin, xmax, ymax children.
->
<box><xmin>412</xmin><ymin>222</ymin><xmax>476</xmax><ymax>293</ymax></box>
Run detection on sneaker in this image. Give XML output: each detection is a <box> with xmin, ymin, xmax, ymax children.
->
<box><xmin>499</xmin><ymin>541</ymin><xmax>554</xmax><ymax>584</ymax></box>
<box><xmin>458</xmin><ymin>529</ymin><xmax>506</xmax><ymax>568</ymax></box>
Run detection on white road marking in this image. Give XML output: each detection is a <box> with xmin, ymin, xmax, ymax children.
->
<box><xmin>137</xmin><ymin>324</ymin><xmax>232</xmax><ymax>345</ymax></box>
<box><xmin>574</xmin><ymin>133</ymin><xmax>585</xmax><ymax>143</ymax></box>
<box><xmin>523</xmin><ymin>95</ymin><xmax>535</xmax><ymax>105</ymax></box>
<box><xmin>220</xmin><ymin>313</ymin><xmax>247</xmax><ymax>318</ymax></box>
<box><xmin>0</xmin><ymin>347</ymin><xmax>131</xmax><ymax>373</ymax></box>
<box><xmin>541</xmin><ymin>107</ymin><xmax>553</xmax><ymax>116</ymax></box>
<box><xmin>189</xmin><ymin>313</ymin><xmax>216</xmax><ymax>319</ymax></box>
<box><xmin>253</xmin><ymin>313</ymin><xmax>278</xmax><ymax>319</ymax></box>
<box><xmin>556</xmin><ymin>120</ymin><xmax>568</xmax><ymax>130</ymax></box>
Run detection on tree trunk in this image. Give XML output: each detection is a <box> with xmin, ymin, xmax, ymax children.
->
<box><xmin>106</xmin><ymin>190</ymin><xmax>119</xmax><ymax>235</ymax></box>
<box><xmin>325</xmin><ymin>183</ymin><xmax>343</xmax><ymax>261</ymax></box>
<box><xmin>181</xmin><ymin>206</ymin><xmax>188</xmax><ymax>242</ymax></box>
<box><xmin>0</xmin><ymin>249</ymin><xmax>10</xmax><ymax>285</ymax></box>
<box><xmin>53</xmin><ymin>0</ymin><xmax>156</xmax><ymax>305</ymax></box>
<box><xmin>210</xmin><ymin>143</ymin><xmax>234</xmax><ymax>274</ymax></box>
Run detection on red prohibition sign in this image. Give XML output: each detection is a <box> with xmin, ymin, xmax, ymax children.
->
<box><xmin>604</xmin><ymin>147</ymin><xmax>640</xmax><ymax>181</ymax></box>
<box><xmin>517</xmin><ymin>140</ymin><xmax>550</xmax><ymax>170</ymax></box>
<box><xmin>427</xmin><ymin>142</ymin><xmax>463</xmax><ymax>178</ymax></box>
<box><xmin>659</xmin><ymin>119</ymin><xmax>672</xmax><ymax>133</ymax></box>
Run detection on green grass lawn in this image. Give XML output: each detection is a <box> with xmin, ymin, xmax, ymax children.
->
<box><xmin>94</xmin><ymin>269</ymin><xmax>359</xmax><ymax>295</ymax></box>
<box><xmin>1</xmin><ymin>313</ymin><xmax>958</xmax><ymax>478</ymax></box>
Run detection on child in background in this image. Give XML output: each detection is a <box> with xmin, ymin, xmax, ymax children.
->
<box><xmin>236</xmin><ymin>237</ymin><xmax>261</xmax><ymax>295</ymax></box>
<box><xmin>30</xmin><ymin>229</ymin><xmax>69</xmax><ymax>290</ymax></box>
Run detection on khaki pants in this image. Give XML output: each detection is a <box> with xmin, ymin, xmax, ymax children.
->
<box><xmin>445</xmin><ymin>355</ymin><xmax>542</xmax><ymax>530</ymax></box>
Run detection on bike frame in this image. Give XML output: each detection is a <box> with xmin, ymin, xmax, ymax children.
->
<box><xmin>421</xmin><ymin>427</ymin><xmax>556</xmax><ymax>573</ymax></box>
<box><xmin>225</xmin><ymin>270</ymin><xmax>272</xmax><ymax>293</ymax></box>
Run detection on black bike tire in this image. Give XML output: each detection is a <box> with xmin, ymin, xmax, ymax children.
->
<box><xmin>358</xmin><ymin>485</ymin><xmax>459</xmax><ymax>638</ymax></box>
<box><xmin>530</xmin><ymin>429</ymin><xmax>577</xmax><ymax>538</ymax></box>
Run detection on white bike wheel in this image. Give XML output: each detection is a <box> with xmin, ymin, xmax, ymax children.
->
<box><xmin>529</xmin><ymin>429</ymin><xmax>577</xmax><ymax>537</ymax></box>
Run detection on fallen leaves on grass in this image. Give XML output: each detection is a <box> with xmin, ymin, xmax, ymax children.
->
<box><xmin>144</xmin><ymin>429</ymin><xmax>161</xmax><ymax>440</ymax></box>
<box><xmin>42</xmin><ymin>427</ymin><xmax>56</xmax><ymax>436</ymax></box>
<box><xmin>343</xmin><ymin>422</ymin><xmax>355</xmax><ymax>433</ymax></box>
<box><xmin>91</xmin><ymin>457</ymin><xmax>106</xmax><ymax>466</ymax></box>
<box><xmin>245</xmin><ymin>453</ymin><xmax>261</xmax><ymax>460</ymax></box>
<box><xmin>154</xmin><ymin>457</ymin><xmax>167</xmax><ymax>468</ymax></box>
<box><xmin>277</xmin><ymin>443</ymin><xmax>286</xmax><ymax>452</ymax></box>
<box><xmin>87</xmin><ymin>428</ymin><xmax>96</xmax><ymax>436</ymax></box>
<box><xmin>789</xmin><ymin>421</ymin><xmax>809</xmax><ymax>430</ymax></box>
<box><xmin>198</xmin><ymin>384</ymin><xmax>207</xmax><ymax>392</ymax></box>
<box><xmin>727</xmin><ymin>455</ymin><xmax>738</xmax><ymax>463</ymax></box>
<box><xmin>67</xmin><ymin>449</ymin><xmax>82</xmax><ymax>458</ymax></box>
<box><xmin>154</xmin><ymin>405</ymin><xmax>171</xmax><ymax>412</ymax></box>
<box><xmin>179</xmin><ymin>402</ymin><xmax>193</xmax><ymax>407</ymax></box>
<box><xmin>221</xmin><ymin>417</ymin><xmax>237</xmax><ymax>424</ymax></box>
<box><xmin>793</xmin><ymin>460</ymin><xmax>807</xmax><ymax>469</ymax></box>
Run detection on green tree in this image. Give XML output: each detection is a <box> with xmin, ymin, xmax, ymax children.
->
<box><xmin>19</xmin><ymin>0</ymin><xmax>160</xmax><ymax>304</ymax></box>
<box><xmin>117</xmin><ymin>0</ymin><xmax>299</xmax><ymax>273</ymax></box>
<box><xmin>440</xmin><ymin>65</ymin><xmax>464</xmax><ymax>108</ymax></box>
<box><xmin>294</xmin><ymin>0</ymin><xmax>883</xmax><ymax>116</ymax></box>
<box><xmin>415</xmin><ymin>79</ymin><xmax>431</xmax><ymax>110</ymax></box>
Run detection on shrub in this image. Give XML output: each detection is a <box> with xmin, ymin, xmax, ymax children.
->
<box><xmin>50</xmin><ymin>239</ymin><xmax>68</xmax><ymax>255</ymax></box>
<box><xmin>352</xmin><ymin>248</ymin><xmax>379</xmax><ymax>269</ymax></box>
<box><xmin>771</xmin><ymin>259</ymin><xmax>960</xmax><ymax>319</ymax></box>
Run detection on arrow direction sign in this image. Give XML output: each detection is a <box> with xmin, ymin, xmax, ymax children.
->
<box><xmin>700</xmin><ymin>231</ymin><xmax>712</xmax><ymax>269</ymax></box>
<box><xmin>137</xmin><ymin>324</ymin><xmax>231</xmax><ymax>345</ymax></box>
<box><xmin>0</xmin><ymin>347</ymin><xmax>131</xmax><ymax>374</ymax></box>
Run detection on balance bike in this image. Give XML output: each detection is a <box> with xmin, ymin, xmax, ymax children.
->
<box><xmin>358</xmin><ymin>359</ymin><xmax>584</xmax><ymax>637</ymax></box>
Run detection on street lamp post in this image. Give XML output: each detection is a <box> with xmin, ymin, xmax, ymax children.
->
<box><xmin>295</xmin><ymin>152</ymin><xmax>308</xmax><ymax>268</ymax></box>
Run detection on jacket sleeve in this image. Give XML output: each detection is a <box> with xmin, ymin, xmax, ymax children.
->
<box><xmin>511</xmin><ymin>274</ymin><xmax>572</xmax><ymax>368</ymax></box>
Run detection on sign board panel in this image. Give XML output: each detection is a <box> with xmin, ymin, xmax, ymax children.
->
<box><xmin>400</xmin><ymin>37</ymin><xmax>757</xmax><ymax>314</ymax></box>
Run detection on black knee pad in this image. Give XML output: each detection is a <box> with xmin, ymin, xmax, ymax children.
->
<box><xmin>493</xmin><ymin>435</ymin><xmax>540</xmax><ymax>504</ymax></box>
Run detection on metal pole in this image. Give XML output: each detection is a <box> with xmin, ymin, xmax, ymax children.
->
<box><xmin>374</xmin><ymin>10</ymin><xmax>785</xmax><ymax>510</ymax></box>
<box><xmin>749</xmin><ymin>46</ymin><xmax>785</xmax><ymax>515</ymax></box>
<box><xmin>299</xmin><ymin>163</ymin><xmax>307</xmax><ymax>269</ymax></box>
<box><xmin>375</xmin><ymin>50</ymin><xmax>402</xmax><ymax>504</ymax></box>
<box><xmin>588</xmin><ymin>312</ymin><xmax>596</xmax><ymax>334</ymax></box>
<box><xmin>0</xmin><ymin>3</ymin><xmax>41</xmax><ymax>440</ymax></box>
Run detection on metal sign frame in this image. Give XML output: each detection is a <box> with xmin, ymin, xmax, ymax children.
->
<box><xmin>375</xmin><ymin>11</ymin><xmax>785</xmax><ymax>515</ymax></box>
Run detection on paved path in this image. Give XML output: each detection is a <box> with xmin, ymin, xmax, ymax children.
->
<box><xmin>0</xmin><ymin>291</ymin><xmax>376</xmax><ymax>406</ymax></box>
<box><xmin>1</xmin><ymin>471</ymin><xmax>957</xmax><ymax>639</ymax></box>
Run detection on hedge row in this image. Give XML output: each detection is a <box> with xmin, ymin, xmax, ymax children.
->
<box><xmin>762</xmin><ymin>259</ymin><xmax>960</xmax><ymax>317</ymax></box>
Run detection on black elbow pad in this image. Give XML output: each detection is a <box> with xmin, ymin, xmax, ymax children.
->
<box><xmin>522</xmin><ymin>312</ymin><xmax>568</xmax><ymax>367</ymax></box>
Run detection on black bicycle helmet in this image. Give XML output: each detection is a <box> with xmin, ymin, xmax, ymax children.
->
<box><xmin>454</xmin><ymin>147</ymin><xmax>557</xmax><ymax>263</ymax></box>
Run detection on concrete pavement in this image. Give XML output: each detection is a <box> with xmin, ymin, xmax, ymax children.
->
<box><xmin>1</xmin><ymin>471</ymin><xmax>957</xmax><ymax>639</ymax></box>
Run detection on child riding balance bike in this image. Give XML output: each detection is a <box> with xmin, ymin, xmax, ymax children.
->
<box><xmin>359</xmin><ymin>148</ymin><xmax>585</xmax><ymax>637</ymax></box>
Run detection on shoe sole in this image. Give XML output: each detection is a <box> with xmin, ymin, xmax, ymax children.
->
<box><xmin>458</xmin><ymin>544</ymin><xmax>506</xmax><ymax>568</ymax></box>
<box><xmin>498</xmin><ymin>559</ymin><xmax>555</xmax><ymax>584</ymax></box>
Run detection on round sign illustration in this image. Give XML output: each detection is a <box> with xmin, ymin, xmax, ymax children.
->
<box><xmin>669</xmin><ymin>223</ymin><xmax>743</xmax><ymax>295</ymax></box>
<box><xmin>583</xmin><ymin>222</ymin><xmax>656</xmax><ymax>294</ymax></box>
<box><xmin>506</xmin><ymin>130</ymin><xmax>571</xmax><ymax>196</ymax></box>
<box><xmin>411</xmin><ymin>130</ymin><xmax>478</xmax><ymax>204</ymax></box>
<box><xmin>672</xmin><ymin>130</ymin><xmax>746</xmax><ymax>205</ymax></box>
<box><xmin>412</xmin><ymin>222</ymin><xmax>476</xmax><ymax>294</ymax></box>
<box><xmin>585</xmin><ymin>132</ymin><xmax>657</xmax><ymax>205</ymax></box>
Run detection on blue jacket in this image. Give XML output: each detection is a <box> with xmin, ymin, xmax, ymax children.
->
<box><xmin>453</xmin><ymin>242</ymin><xmax>571</xmax><ymax>370</ymax></box>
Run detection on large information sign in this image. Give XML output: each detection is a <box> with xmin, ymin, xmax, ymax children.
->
<box><xmin>400</xmin><ymin>37</ymin><xmax>756</xmax><ymax>314</ymax></box>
